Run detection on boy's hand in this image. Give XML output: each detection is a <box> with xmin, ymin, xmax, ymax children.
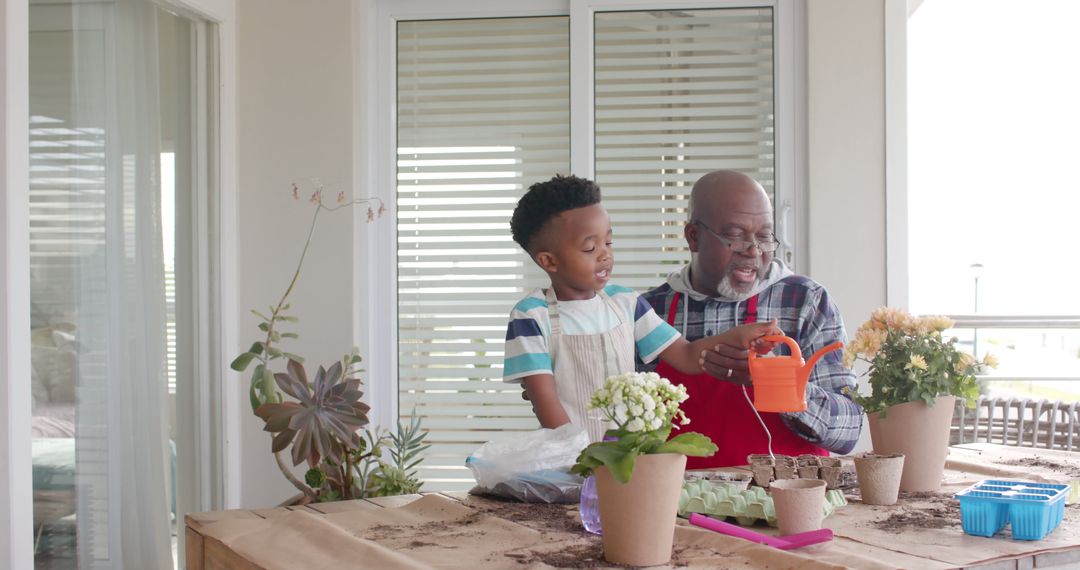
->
<box><xmin>699</xmin><ymin>320</ymin><xmax>783</xmax><ymax>384</ymax></box>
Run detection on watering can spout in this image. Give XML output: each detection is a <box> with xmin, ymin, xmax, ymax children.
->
<box><xmin>798</xmin><ymin>342</ymin><xmax>845</xmax><ymax>388</ymax></box>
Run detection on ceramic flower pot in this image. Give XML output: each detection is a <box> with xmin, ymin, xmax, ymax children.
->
<box><xmin>853</xmin><ymin>452</ymin><xmax>905</xmax><ymax>506</ymax></box>
<box><xmin>867</xmin><ymin>395</ymin><xmax>956</xmax><ymax>492</ymax></box>
<box><xmin>594</xmin><ymin>453</ymin><xmax>687</xmax><ymax>566</ymax></box>
<box><xmin>769</xmin><ymin>478</ymin><xmax>827</xmax><ymax>536</ymax></box>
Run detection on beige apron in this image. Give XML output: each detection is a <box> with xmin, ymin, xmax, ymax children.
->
<box><xmin>545</xmin><ymin>288</ymin><xmax>637</xmax><ymax>442</ymax></box>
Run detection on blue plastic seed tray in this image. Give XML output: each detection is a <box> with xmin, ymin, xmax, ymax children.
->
<box><xmin>954</xmin><ymin>480</ymin><xmax>1069</xmax><ymax>540</ymax></box>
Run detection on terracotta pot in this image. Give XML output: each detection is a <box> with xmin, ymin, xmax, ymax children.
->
<box><xmin>594</xmin><ymin>453</ymin><xmax>687</xmax><ymax>566</ymax></box>
<box><xmin>867</xmin><ymin>395</ymin><xmax>956</xmax><ymax>492</ymax></box>
<box><xmin>769</xmin><ymin>478</ymin><xmax>827</xmax><ymax>536</ymax></box>
<box><xmin>853</xmin><ymin>452</ymin><xmax>905</xmax><ymax>505</ymax></box>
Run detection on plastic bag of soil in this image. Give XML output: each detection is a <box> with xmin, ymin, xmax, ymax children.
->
<box><xmin>465</xmin><ymin>424</ymin><xmax>588</xmax><ymax>503</ymax></box>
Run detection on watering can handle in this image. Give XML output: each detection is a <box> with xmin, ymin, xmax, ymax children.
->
<box><xmin>747</xmin><ymin>335</ymin><xmax>802</xmax><ymax>361</ymax></box>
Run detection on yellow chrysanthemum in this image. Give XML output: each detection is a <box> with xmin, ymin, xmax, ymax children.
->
<box><xmin>905</xmin><ymin>354</ymin><xmax>928</xmax><ymax>371</ymax></box>
<box><xmin>954</xmin><ymin>352</ymin><xmax>976</xmax><ymax>373</ymax></box>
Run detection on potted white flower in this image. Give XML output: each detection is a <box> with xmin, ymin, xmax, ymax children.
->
<box><xmin>570</xmin><ymin>372</ymin><xmax>717</xmax><ymax>566</ymax></box>
<box><xmin>843</xmin><ymin>307</ymin><xmax>997</xmax><ymax>492</ymax></box>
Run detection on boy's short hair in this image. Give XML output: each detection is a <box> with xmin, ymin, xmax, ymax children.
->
<box><xmin>510</xmin><ymin>174</ymin><xmax>601</xmax><ymax>252</ymax></box>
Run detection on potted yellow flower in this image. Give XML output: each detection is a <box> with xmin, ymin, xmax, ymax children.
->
<box><xmin>843</xmin><ymin>307</ymin><xmax>997</xmax><ymax>492</ymax></box>
<box><xmin>570</xmin><ymin>372</ymin><xmax>717</xmax><ymax>566</ymax></box>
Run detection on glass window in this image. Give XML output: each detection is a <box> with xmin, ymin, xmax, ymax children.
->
<box><xmin>908</xmin><ymin>0</ymin><xmax>1080</xmax><ymax>403</ymax></box>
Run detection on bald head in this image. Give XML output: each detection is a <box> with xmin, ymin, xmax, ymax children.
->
<box><xmin>688</xmin><ymin>170</ymin><xmax>771</xmax><ymax>222</ymax></box>
<box><xmin>685</xmin><ymin>170</ymin><xmax>776</xmax><ymax>298</ymax></box>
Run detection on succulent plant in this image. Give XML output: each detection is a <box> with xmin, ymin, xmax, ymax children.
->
<box><xmin>230</xmin><ymin>185</ymin><xmax>425</xmax><ymax>502</ymax></box>
<box><xmin>254</xmin><ymin>358</ymin><xmax>370</xmax><ymax>467</ymax></box>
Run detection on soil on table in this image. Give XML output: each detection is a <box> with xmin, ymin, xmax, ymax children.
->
<box><xmin>466</xmin><ymin>497</ymin><xmax>700</xmax><ymax>567</ymax></box>
<box><xmin>516</xmin><ymin>542</ymin><xmax>697</xmax><ymax>568</ymax></box>
<box><xmin>995</xmin><ymin>456</ymin><xmax>1080</xmax><ymax>478</ymax></box>
<box><xmin>465</xmin><ymin>496</ymin><xmax>583</xmax><ymax>534</ymax></box>
<box><xmin>868</xmin><ymin>491</ymin><xmax>962</xmax><ymax>531</ymax></box>
<box><xmin>363</xmin><ymin>496</ymin><xmax>712</xmax><ymax>567</ymax></box>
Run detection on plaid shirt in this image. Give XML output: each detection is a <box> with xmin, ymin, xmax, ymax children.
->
<box><xmin>637</xmin><ymin>274</ymin><xmax>863</xmax><ymax>454</ymax></box>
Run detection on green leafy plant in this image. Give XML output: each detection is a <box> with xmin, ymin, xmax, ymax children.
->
<box><xmin>357</xmin><ymin>414</ymin><xmax>430</xmax><ymax>497</ymax></box>
<box><xmin>230</xmin><ymin>184</ymin><xmax>427</xmax><ymax>501</ymax></box>
<box><xmin>842</xmin><ymin>307</ymin><xmax>998</xmax><ymax>415</ymax></box>
<box><xmin>570</xmin><ymin>372</ymin><xmax>717</xmax><ymax>484</ymax></box>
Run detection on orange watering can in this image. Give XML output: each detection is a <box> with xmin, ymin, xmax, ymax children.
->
<box><xmin>747</xmin><ymin>336</ymin><xmax>844</xmax><ymax>413</ymax></box>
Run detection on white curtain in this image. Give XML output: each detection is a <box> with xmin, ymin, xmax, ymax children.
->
<box><xmin>71</xmin><ymin>0</ymin><xmax>173</xmax><ymax>567</ymax></box>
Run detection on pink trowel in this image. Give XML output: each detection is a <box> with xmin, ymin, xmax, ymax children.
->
<box><xmin>688</xmin><ymin>513</ymin><xmax>834</xmax><ymax>550</ymax></box>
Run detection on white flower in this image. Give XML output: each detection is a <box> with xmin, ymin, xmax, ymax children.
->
<box><xmin>587</xmin><ymin>371</ymin><xmax>691</xmax><ymax>434</ymax></box>
<box><xmin>613</xmin><ymin>403</ymin><xmax>628</xmax><ymax>423</ymax></box>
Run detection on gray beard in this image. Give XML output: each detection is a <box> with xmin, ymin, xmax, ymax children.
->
<box><xmin>716</xmin><ymin>273</ymin><xmax>764</xmax><ymax>299</ymax></box>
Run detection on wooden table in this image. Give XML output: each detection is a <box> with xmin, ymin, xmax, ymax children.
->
<box><xmin>185</xmin><ymin>444</ymin><xmax>1080</xmax><ymax>569</ymax></box>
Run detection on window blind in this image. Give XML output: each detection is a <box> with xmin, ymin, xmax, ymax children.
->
<box><xmin>594</xmin><ymin>8</ymin><xmax>775</xmax><ymax>290</ymax></box>
<box><xmin>396</xmin><ymin>17</ymin><xmax>570</xmax><ymax>489</ymax></box>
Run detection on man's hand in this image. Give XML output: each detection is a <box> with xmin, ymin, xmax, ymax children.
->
<box><xmin>699</xmin><ymin>342</ymin><xmax>752</xmax><ymax>385</ymax></box>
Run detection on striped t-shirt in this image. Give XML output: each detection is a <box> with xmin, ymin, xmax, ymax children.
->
<box><xmin>502</xmin><ymin>284</ymin><xmax>680</xmax><ymax>382</ymax></box>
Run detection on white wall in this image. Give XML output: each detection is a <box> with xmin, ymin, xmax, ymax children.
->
<box><xmin>806</xmin><ymin>0</ymin><xmax>888</xmax><ymax>451</ymax></box>
<box><xmin>236</xmin><ymin>0</ymin><xmax>357</xmax><ymax>507</ymax></box>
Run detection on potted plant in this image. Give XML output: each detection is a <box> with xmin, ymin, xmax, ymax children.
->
<box><xmin>230</xmin><ymin>184</ymin><xmax>429</xmax><ymax>503</ymax></box>
<box><xmin>843</xmin><ymin>307</ymin><xmax>997</xmax><ymax>492</ymax></box>
<box><xmin>570</xmin><ymin>371</ymin><xmax>717</xmax><ymax>566</ymax></box>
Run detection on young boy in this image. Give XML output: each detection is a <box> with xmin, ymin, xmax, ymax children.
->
<box><xmin>503</xmin><ymin>175</ymin><xmax>780</xmax><ymax>441</ymax></box>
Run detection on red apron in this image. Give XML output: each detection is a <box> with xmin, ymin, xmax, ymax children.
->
<box><xmin>656</xmin><ymin>292</ymin><xmax>826</xmax><ymax>468</ymax></box>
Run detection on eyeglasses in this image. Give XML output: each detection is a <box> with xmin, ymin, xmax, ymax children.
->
<box><xmin>692</xmin><ymin>220</ymin><xmax>780</xmax><ymax>253</ymax></box>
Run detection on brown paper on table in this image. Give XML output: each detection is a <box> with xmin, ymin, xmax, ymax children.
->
<box><xmin>199</xmin><ymin>494</ymin><xmax>903</xmax><ymax>569</ymax></box>
<box><xmin>944</xmin><ymin>444</ymin><xmax>1080</xmax><ymax>488</ymax></box>
<box><xmin>825</xmin><ymin>481</ymin><xmax>1080</xmax><ymax>565</ymax></box>
<box><xmin>202</xmin><ymin>508</ymin><xmax>429</xmax><ymax>569</ymax></box>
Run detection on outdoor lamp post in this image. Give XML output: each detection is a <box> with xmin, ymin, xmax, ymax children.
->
<box><xmin>970</xmin><ymin>263</ymin><xmax>984</xmax><ymax>356</ymax></box>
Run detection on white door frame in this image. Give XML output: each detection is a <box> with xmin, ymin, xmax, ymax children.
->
<box><xmin>884</xmin><ymin>0</ymin><xmax>908</xmax><ymax>308</ymax></box>
<box><xmin>1</xmin><ymin>0</ymin><xmax>33</xmax><ymax>565</ymax></box>
<box><xmin>0</xmin><ymin>0</ymin><xmax>237</xmax><ymax>566</ymax></box>
<box><xmin>158</xmin><ymin>0</ymin><xmax>241</xmax><ymax>512</ymax></box>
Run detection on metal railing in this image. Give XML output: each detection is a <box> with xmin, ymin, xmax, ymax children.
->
<box><xmin>946</xmin><ymin>315</ymin><xmax>1080</xmax><ymax>329</ymax></box>
<box><xmin>951</xmin><ymin>396</ymin><xmax>1080</xmax><ymax>451</ymax></box>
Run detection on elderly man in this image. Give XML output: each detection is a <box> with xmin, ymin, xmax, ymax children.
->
<box><xmin>638</xmin><ymin>170</ymin><xmax>862</xmax><ymax>468</ymax></box>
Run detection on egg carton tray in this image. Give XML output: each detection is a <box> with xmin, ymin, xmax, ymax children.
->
<box><xmin>955</xmin><ymin>479</ymin><xmax>1069</xmax><ymax>541</ymax></box>
<box><xmin>678</xmin><ymin>478</ymin><xmax>847</xmax><ymax>527</ymax></box>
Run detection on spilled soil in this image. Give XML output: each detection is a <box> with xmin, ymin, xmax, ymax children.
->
<box><xmin>996</xmin><ymin>456</ymin><xmax>1080</xmax><ymax>478</ymax></box>
<box><xmin>465</xmin><ymin>496</ymin><xmax>583</xmax><ymax>534</ymax></box>
<box><xmin>519</xmin><ymin>543</ymin><xmax>697</xmax><ymax>568</ymax></box>
<box><xmin>870</xmin><ymin>491</ymin><xmax>962</xmax><ymax>531</ymax></box>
